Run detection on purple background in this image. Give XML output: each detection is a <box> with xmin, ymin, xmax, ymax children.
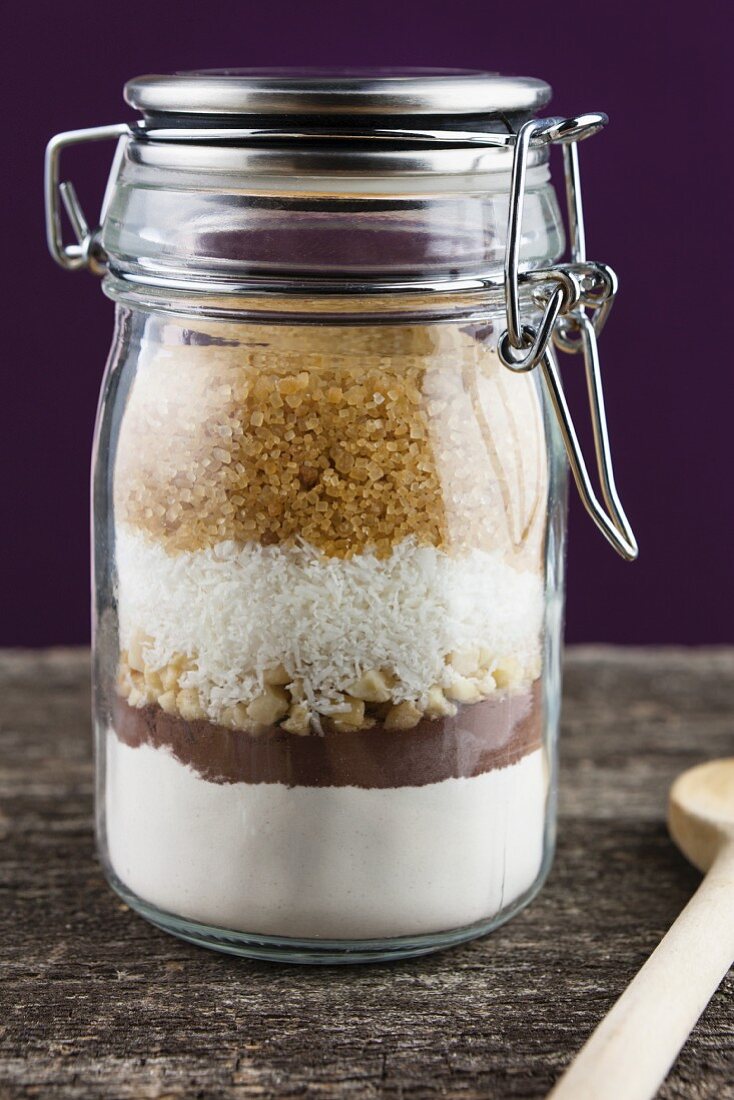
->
<box><xmin>3</xmin><ymin>1</ymin><xmax>730</xmax><ymax>647</ymax></box>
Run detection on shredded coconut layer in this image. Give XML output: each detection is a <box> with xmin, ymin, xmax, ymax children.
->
<box><xmin>116</xmin><ymin>525</ymin><xmax>544</xmax><ymax>719</ymax></box>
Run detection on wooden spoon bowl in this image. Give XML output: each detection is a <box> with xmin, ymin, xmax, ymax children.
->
<box><xmin>669</xmin><ymin>758</ymin><xmax>734</xmax><ymax>873</ymax></box>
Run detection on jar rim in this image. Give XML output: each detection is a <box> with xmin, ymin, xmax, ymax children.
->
<box><xmin>128</xmin><ymin>134</ymin><xmax>550</xmax><ymax>177</ymax></box>
<box><xmin>101</xmin><ymin>271</ymin><xmax>548</xmax><ymax>320</ymax></box>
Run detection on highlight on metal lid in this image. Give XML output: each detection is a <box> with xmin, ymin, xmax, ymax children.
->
<box><xmin>123</xmin><ymin>68</ymin><xmax>553</xmax><ymax>120</ymax></box>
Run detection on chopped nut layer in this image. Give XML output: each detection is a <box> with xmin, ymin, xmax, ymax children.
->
<box><xmin>116</xmin><ymin>638</ymin><xmax>539</xmax><ymax>736</ymax></box>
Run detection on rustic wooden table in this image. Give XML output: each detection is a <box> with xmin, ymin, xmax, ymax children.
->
<box><xmin>1</xmin><ymin>647</ymin><xmax>732</xmax><ymax>1099</ymax></box>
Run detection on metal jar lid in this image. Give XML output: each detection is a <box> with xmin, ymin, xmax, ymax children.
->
<box><xmin>124</xmin><ymin>68</ymin><xmax>552</xmax><ymax>122</ymax></box>
<box><xmin>117</xmin><ymin>67</ymin><xmax>558</xmax><ymax>179</ymax></box>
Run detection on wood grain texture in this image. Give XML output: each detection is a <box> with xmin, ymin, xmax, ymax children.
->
<box><xmin>0</xmin><ymin>647</ymin><xmax>732</xmax><ymax>1100</ymax></box>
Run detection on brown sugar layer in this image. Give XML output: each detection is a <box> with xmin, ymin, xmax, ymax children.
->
<box><xmin>112</xmin><ymin>681</ymin><xmax>543</xmax><ymax>790</ymax></box>
<box><xmin>113</xmin><ymin>318</ymin><xmax>548</xmax><ymax>564</ymax></box>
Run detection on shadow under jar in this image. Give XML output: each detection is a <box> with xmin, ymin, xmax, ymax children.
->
<box><xmin>46</xmin><ymin>68</ymin><xmax>635</xmax><ymax>962</ymax></box>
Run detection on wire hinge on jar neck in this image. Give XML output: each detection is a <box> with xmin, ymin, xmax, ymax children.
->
<box><xmin>497</xmin><ymin>115</ymin><xmax>638</xmax><ymax>562</ymax></box>
<box><xmin>44</xmin><ymin>124</ymin><xmax>129</xmax><ymax>273</ymax></box>
<box><xmin>41</xmin><ymin>112</ymin><xmax>603</xmax><ymax>278</ymax></box>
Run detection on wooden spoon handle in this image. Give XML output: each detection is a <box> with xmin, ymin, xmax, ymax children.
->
<box><xmin>548</xmin><ymin>845</ymin><xmax>734</xmax><ymax>1100</ymax></box>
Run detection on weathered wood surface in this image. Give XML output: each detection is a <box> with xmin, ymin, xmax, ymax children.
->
<box><xmin>1</xmin><ymin>647</ymin><xmax>732</xmax><ymax>1100</ymax></box>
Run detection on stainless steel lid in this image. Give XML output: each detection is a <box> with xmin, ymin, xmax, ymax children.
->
<box><xmin>124</xmin><ymin>68</ymin><xmax>552</xmax><ymax>119</ymax></box>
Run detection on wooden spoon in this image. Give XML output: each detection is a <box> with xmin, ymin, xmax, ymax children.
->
<box><xmin>548</xmin><ymin>758</ymin><xmax>734</xmax><ymax>1100</ymax></box>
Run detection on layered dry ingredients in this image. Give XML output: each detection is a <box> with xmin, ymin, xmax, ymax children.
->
<box><xmin>106</xmin><ymin>314</ymin><xmax>550</xmax><ymax>939</ymax></box>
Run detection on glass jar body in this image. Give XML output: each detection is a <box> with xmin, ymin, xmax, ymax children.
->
<box><xmin>92</xmin><ymin>287</ymin><xmax>567</xmax><ymax>962</ymax></box>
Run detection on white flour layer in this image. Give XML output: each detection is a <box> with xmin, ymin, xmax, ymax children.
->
<box><xmin>115</xmin><ymin>525</ymin><xmax>544</xmax><ymax>716</ymax></box>
<box><xmin>105</xmin><ymin>733</ymin><xmax>548</xmax><ymax>939</ymax></box>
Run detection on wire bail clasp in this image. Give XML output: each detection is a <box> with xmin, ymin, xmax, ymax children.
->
<box><xmin>498</xmin><ymin>114</ymin><xmax>638</xmax><ymax>561</ymax></box>
<box><xmin>44</xmin><ymin>124</ymin><xmax>129</xmax><ymax>274</ymax></box>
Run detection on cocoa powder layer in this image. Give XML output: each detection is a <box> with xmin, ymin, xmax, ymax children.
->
<box><xmin>112</xmin><ymin>683</ymin><xmax>543</xmax><ymax>789</ymax></box>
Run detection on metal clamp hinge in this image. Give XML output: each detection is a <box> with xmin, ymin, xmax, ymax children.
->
<box><xmin>44</xmin><ymin>124</ymin><xmax>129</xmax><ymax>273</ymax></box>
<box><xmin>497</xmin><ymin>114</ymin><xmax>638</xmax><ymax>561</ymax></box>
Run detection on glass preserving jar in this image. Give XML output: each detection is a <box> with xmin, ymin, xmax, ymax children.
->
<box><xmin>46</xmin><ymin>69</ymin><xmax>636</xmax><ymax>963</ymax></box>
